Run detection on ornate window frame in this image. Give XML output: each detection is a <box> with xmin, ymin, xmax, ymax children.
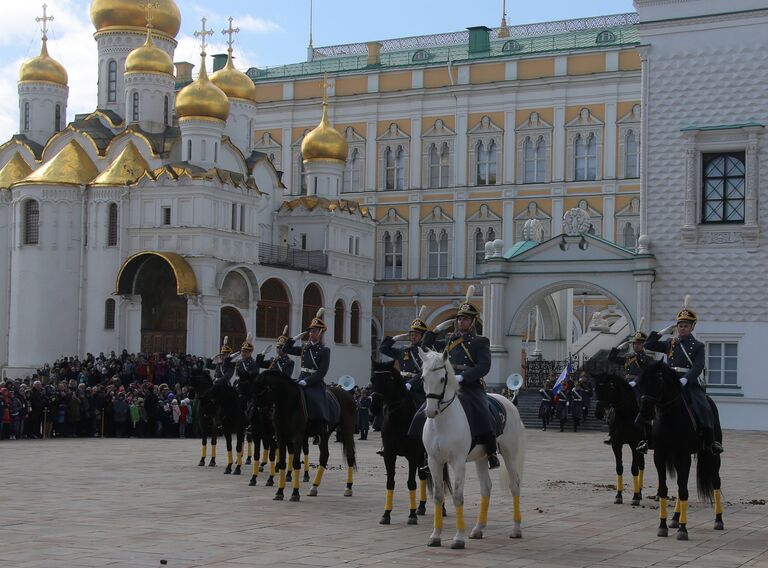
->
<box><xmin>513</xmin><ymin>201</ymin><xmax>551</xmax><ymax>242</ymax></box>
<box><xmin>421</xmin><ymin>119</ymin><xmax>455</xmax><ymax>189</ymax></box>
<box><xmin>343</xmin><ymin>126</ymin><xmax>366</xmax><ymax>193</ymax></box>
<box><xmin>517</xmin><ymin>112</ymin><xmax>553</xmax><ymax>184</ymax></box>
<box><xmin>466</xmin><ymin>204</ymin><xmax>502</xmax><ymax>276</ymax></box>
<box><xmin>291</xmin><ymin>129</ymin><xmax>311</xmax><ymax>195</ymax></box>
<box><xmin>253</xmin><ymin>131</ymin><xmax>283</xmax><ymax>171</ymax></box>
<box><xmin>680</xmin><ymin>124</ymin><xmax>762</xmax><ymax>248</ymax></box>
<box><xmin>566</xmin><ymin>108</ymin><xmax>603</xmax><ymax>182</ymax></box>
<box><xmin>377</xmin><ymin>123</ymin><xmax>410</xmax><ymax>191</ymax></box>
<box><xmin>468</xmin><ymin>115</ymin><xmax>503</xmax><ymax>187</ymax></box>
<box><xmin>420</xmin><ymin>206</ymin><xmax>454</xmax><ymax>279</ymax></box>
<box><xmin>618</xmin><ymin>104</ymin><xmax>641</xmax><ymax>180</ymax></box>
<box><xmin>376</xmin><ymin>208</ymin><xmax>409</xmax><ymax>279</ymax></box>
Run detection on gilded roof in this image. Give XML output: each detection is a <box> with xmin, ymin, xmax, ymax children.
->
<box><xmin>90</xmin><ymin>0</ymin><xmax>181</xmax><ymax>38</ymax></box>
<box><xmin>125</xmin><ymin>30</ymin><xmax>174</xmax><ymax>76</ymax></box>
<box><xmin>210</xmin><ymin>51</ymin><xmax>257</xmax><ymax>102</ymax></box>
<box><xmin>175</xmin><ymin>55</ymin><xmax>230</xmax><ymax>122</ymax></box>
<box><xmin>20</xmin><ymin>140</ymin><xmax>98</xmax><ymax>186</ymax></box>
<box><xmin>280</xmin><ymin>196</ymin><xmax>372</xmax><ymax>219</ymax></box>
<box><xmin>19</xmin><ymin>39</ymin><xmax>68</xmax><ymax>86</ymax></box>
<box><xmin>300</xmin><ymin>103</ymin><xmax>348</xmax><ymax>162</ymax></box>
<box><xmin>90</xmin><ymin>142</ymin><xmax>149</xmax><ymax>186</ymax></box>
<box><xmin>0</xmin><ymin>154</ymin><xmax>33</xmax><ymax>190</ymax></box>
<box><xmin>115</xmin><ymin>251</ymin><xmax>197</xmax><ymax>296</ymax></box>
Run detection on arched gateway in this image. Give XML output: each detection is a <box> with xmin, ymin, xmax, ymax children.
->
<box><xmin>115</xmin><ymin>251</ymin><xmax>198</xmax><ymax>354</ymax></box>
<box><xmin>479</xmin><ymin>233</ymin><xmax>655</xmax><ymax>386</ymax></box>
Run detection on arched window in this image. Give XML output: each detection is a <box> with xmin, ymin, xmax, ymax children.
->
<box><xmin>334</xmin><ymin>299</ymin><xmax>345</xmax><ymax>344</ymax></box>
<box><xmin>104</xmin><ymin>298</ymin><xmax>116</xmax><ymax>330</ymax></box>
<box><xmin>131</xmin><ymin>92</ymin><xmax>139</xmax><ymax>122</ymax></box>
<box><xmin>384</xmin><ymin>146</ymin><xmax>405</xmax><ymax>190</ymax></box>
<box><xmin>107</xmin><ymin>60</ymin><xmax>117</xmax><ymax>103</ymax></box>
<box><xmin>624</xmin><ymin>130</ymin><xmax>639</xmax><ymax>178</ymax></box>
<box><xmin>427</xmin><ymin>229</ymin><xmax>449</xmax><ymax>279</ymax></box>
<box><xmin>502</xmin><ymin>39</ymin><xmax>523</xmax><ymax>52</ymax></box>
<box><xmin>23</xmin><ymin>200</ymin><xmax>40</xmax><ymax>245</ymax></box>
<box><xmin>383</xmin><ymin>230</ymin><xmax>403</xmax><ymax>279</ymax></box>
<box><xmin>350</xmin><ymin>301</ymin><xmax>361</xmax><ymax>345</ymax></box>
<box><xmin>256</xmin><ymin>278</ymin><xmax>290</xmax><ymax>338</ymax></box>
<box><xmin>164</xmin><ymin>95</ymin><xmax>169</xmax><ymax>126</ymax></box>
<box><xmin>596</xmin><ymin>30</ymin><xmax>617</xmax><ymax>44</ymax></box>
<box><xmin>412</xmin><ymin>49</ymin><xmax>430</xmax><ymax>62</ymax></box>
<box><xmin>524</xmin><ymin>136</ymin><xmax>546</xmax><ymax>183</ymax></box>
<box><xmin>574</xmin><ymin>133</ymin><xmax>597</xmax><ymax>181</ymax></box>
<box><xmin>344</xmin><ymin>148</ymin><xmax>360</xmax><ymax>193</ymax></box>
<box><xmin>622</xmin><ymin>222</ymin><xmax>637</xmax><ymax>249</ymax></box>
<box><xmin>107</xmin><ymin>203</ymin><xmax>118</xmax><ymax>247</ymax></box>
<box><xmin>301</xmin><ymin>283</ymin><xmax>323</xmax><ymax>331</ymax></box>
<box><xmin>428</xmin><ymin>142</ymin><xmax>450</xmax><ymax>188</ymax></box>
<box><xmin>476</xmin><ymin>140</ymin><xmax>497</xmax><ymax>185</ymax></box>
<box><xmin>55</xmin><ymin>104</ymin><xmax>61</xmax><ymax>132</ymax></box>
<box><xmin>187</xmin><ymin>140</ymin><xmax>192</xmax><ymax>161</ymax></box>
<box><xmin>474</xmin><ymin>228</ymin><xmax>485</xmax><ymax>274</ymax></box>
<box><xmin>23</xmin><ymin>102</ymin><xmax>30</xmax><ymax>131</ymax></box>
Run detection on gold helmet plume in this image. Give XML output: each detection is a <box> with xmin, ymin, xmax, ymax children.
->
<box><xmin>676</xmin><ymin>294</ymin><xmax>698</xmax><ymax>324</ymax></box>
<box><xmin>410</xmin><ymin>305</ymin><xmax>428</xmax><ymax>333</ymax></box>
<box><xmin>276</xmin><ymin>325</ymin><xmax>290</xmax><ymax>347</ymax></box>
<box><xmin>220</xmin><ymin>335</ymin><xmax>232</xmax><ymax>354</ymax></box>
<box><xmin>241</xmin><ymin>332</ymin><xmax>254</xmax><ymax>351</ymax></box>
<box><xmin>309</xmin><ymin>307</ymin><xmax>327</xmax><ymax>331</ymax></box>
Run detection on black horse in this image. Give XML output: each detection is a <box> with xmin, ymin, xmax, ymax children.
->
<box><xmin>190</xmin><ymin>368</ymin><xmax>220</xmax><ymax>467</ymax></box>
<box><xmin>255</xmin><ymin>369</ymin><xmax>357</xmax><ymax>502</ymax></box>
<box><xmin>584</xmin><ymin>353</ymin><xmax>645</xmax><ymax>506</ymax></box>
<box><xmin>236</xmin><ymin>369</ymin><xmax>278</xmax><ymax>487</ymax></box>
<box><xmin>370</xmin><ymin>360</ymin><xmax>430</xmax><ymax>525</ymax></box>
<box><xmin>637</xmin><ymin>360</ymin><xmax>724</xmax><ymax>540</ymax></box>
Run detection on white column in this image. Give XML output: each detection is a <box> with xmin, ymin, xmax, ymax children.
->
<box><xmin>366</xmin><ymin>122</ymin><xmax>377</xmax><ymax>190</ymax></box>
<box><xmin>455</xmin><ymin>112</ymin><xmax>468</xmax><ymax>187</ymax></box>
<box><xmin>604</xmin><ymin>99</ymin><xmax>618</xmax><ymax>179</ymax></box>
<box><xmin>503</xmin><ymin>201</ymin><xmax>515</xmax><ymax>244</ymax></box>
<box><xmin>503</xmin><ymin>110</ymin><xmax>516</xmax><ymax>184</ymax></box>
<box><xmin>282</xmin><ymin>127</ymin><xmax>293</xmax><ymax>191</ymax></box>
<box><xmin>635</xmin><ymin>273</ymin><xmax>654</xmax><ymax>330</ymax></box>
<box><xmin>602</xmin><ymin>192</ymin><xmax>616</xmax><ymax>242</ymax></box>
<box><xmin>552</xmin><ymin>191</ymin><xmax>564</xmax><ymax>235</ymax></box>
<box><xmin>553</xmin><ymin>104</ymin><xmax>566</xmax><ymax>182</ymax></box>
<box><xmin>410</xmin><ymin>117</ymin><xmax>422</xmax><ymax>189</ymax></box>
<box><xmin>454</xmin><ymin>202</ymin><xmax>466</xmax><ymax>279</ymax></box>
<box><xmin>408</xmin><ymin>204</ymin><xmax>420</xmax><ymax>278</ymax></box>
<box><xmin>485</xmin><ymin>277</ymin><xmax>506</xmax><ymax>349</ymax></box>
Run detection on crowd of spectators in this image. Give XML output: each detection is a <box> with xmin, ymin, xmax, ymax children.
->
<box><xmin>0</xmin><ymin>351</ymin><xmax>208</xmax><ymax>441</ymax></box>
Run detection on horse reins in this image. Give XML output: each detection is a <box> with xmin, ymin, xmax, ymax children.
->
<box><xmin>424</xmin><ymin>365</ymin><xmax>457</xmax><ymax>413</ymax></box>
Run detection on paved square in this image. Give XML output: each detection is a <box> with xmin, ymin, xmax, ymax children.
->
<box><xmin>1</xmin><ymin>429</ymin><xmax>767</xmax><ymax>568</ymax></box>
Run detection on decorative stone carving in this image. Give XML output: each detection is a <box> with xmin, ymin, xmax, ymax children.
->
<box><xmin>522</xmin><ymin>218</ymin><xmax>544</xmax><ymax>242</ymax></box>
<box><xmin>563</xmin><ymin>207</ymin><xmax>591</xmax><ymax>236</ymax></box>
<box><xmin>588</xmin><ymin>310</ymin><xmax>610</xmax><ymax>332</ymax></box>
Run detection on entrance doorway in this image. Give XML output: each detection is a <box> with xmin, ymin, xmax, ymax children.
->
<box><xmin>133</xmin><ymin>255</ymin><xmax>187</xmax><ymax>353</ymax></box>
<box><xmin>220</xmin><ymin>307</ymin><xmax>246</xmax><ymax>353</ymax></box>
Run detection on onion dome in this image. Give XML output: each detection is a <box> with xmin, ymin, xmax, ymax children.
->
<box><xmin>210</xmin><ymin>50</ymin><xmax>257</xmax><ymax>102</ymax></box>
<box><xmin>300</xmin><ymin>103</ymin><xmax>348</xmax><ymax>162</ymax></box>
<box><xmin>125</xmin><ymin>28</ymin><xmax>174</xmax><ymax>75</ymax></box>
<box><xmin>90</xmin><ymin>0</ymin><xmax>181</xmax><ymax>38</ymax></box>
<box><xmin>19</xmin><ymin>37</ymin><xmax>68</xmax><ymax>86</ymax></box>
<box><xmin>175</xmin><ymin>54</ymin><xmax>230</xmax><ymax>122</ymax></box>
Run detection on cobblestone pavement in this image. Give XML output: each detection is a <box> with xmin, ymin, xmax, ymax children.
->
<box><xmin>1</xmin><ymin>428</ymin><xmax>767</xmax><ymax>568</ymax></box>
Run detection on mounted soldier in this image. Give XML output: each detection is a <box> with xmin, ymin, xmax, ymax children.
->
<box><xmin>644</xmin><ymin>296</ymin><xmax>722</xmax><ymax>455</ymax></box>
<box><xmin>283</xmin><ymin>308</ymin><xmax>331</xmax><ymax>423</ymax></box>
<box><xmin>379</xmin><ymin>306</ymin><xmax>428</xmax><ymax>408</ymax></box>
<box><xmin>256</xmin><ymin>326</ymin><xmax>296</xmax><ymax>378</ymax></box>
<box><xmin>211</xmin><ymin>336</ymin><xmax>236</xmax><ymax>387</ymax></box>
<box><xmin>422</xmin><ymin>285</ymin><xmax>500</xmax><ymax>470</ymax></box>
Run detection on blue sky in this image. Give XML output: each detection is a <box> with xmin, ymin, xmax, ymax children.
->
<box><xmin>0</xmin><ymin>0</ymin><xmax>635</xmax><ymax>142</ymax></box>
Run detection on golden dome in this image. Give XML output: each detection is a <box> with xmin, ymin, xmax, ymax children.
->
<box><xmin>0</xmin><ymin>154</ymin><xmax>33</xmax><ymax>190</ymax></box>
<box><xmin>90</xmin><ymin>0</ymin><xmax>181</xmax><ymax>38</ymax></box>
<box><xmin>19</xmin><ymin>39</ymin><xmax>68</xmax><ymax>86</ymax></box>
<box><xmin>20</xmin><ymin>140</ymin><xmax>98</xmax><ymax>186</ymax></box>
<box><xmin>210</xmin><ymin>51</ymin><xmax>257</xmax><ymax>102</ymax></box>
<box><xmin>125</xmin><ymin>29</ymin><xmax>174</xmax><ymax>75</ymax></box>
<box><xmin>301</xmin><ymin>104</ymin><xmax>348</xmax><ymax>162</ymax></box>
<box><xmin>175</xmin><ymin>55</ymin><xmax>230</xmax><ymax>122</ymax></box>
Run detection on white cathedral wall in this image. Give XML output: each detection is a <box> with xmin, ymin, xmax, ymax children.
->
<box><xmin>225</xmin><ymin>103</ymin><xmax>256</xmax><ymax>155</ymax></box>
<box><xmin>638</xmin><ymin>4</ymin><xmax>768</xmax><ymax>429</ymax></box>
<box><xmin>0</xmin><ymin>198</ymin><xmax>11</xmax><ymax>369</ymax></box>
<box><xmin>18</xmin><ymin>82</ymin><xmax>68</xmax><ymax>147</ymax></box>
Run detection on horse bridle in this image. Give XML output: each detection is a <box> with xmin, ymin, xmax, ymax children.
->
<box><xmin>424</xmin><ymin>364</ymin><xmax>457</xmax><ymax>413</ymax></box>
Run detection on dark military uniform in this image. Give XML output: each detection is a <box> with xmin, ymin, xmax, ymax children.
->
<box><xmin>211</xmin><ymin>355</ymin><xmax>236</xmax><ymax>387</ymax></box>
<box><xmin>379</xmin><ymin>337</ymin><xmax>426</xmax><ymax>408</ymax></box>
<box><xmin>264</xmin><ymin>354</ymin><xmax>295</xmax><ymax>378</ymax></box>
<box><xmin>284</xmin><ymin>339</ymin><xmax>330</xmax><ymax>423</ymax></box>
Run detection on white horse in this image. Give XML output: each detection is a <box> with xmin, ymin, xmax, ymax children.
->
<box><xmin>419</xmin><ymin>348</ymin><xmax>526</xmax><ymax>549</ymax></box>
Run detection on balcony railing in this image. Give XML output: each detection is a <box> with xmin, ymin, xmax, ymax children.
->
<box><xmin>258</xmin><ymin>243</ymin><xmax>328</xmax><ymax>273</ymax></box>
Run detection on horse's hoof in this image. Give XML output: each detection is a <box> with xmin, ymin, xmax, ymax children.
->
<box><xmin>308</xmin><ymin>486</ymin><xmax>318</xmax><ymax>497</ymax></box>
<box><xmin>303</xmin><ymin>472</ymin><xmax>310</xmax><ymax>483</ymax></box>
<box><xmin>407</xmin><ymin>516</ymin><xmax>418</xmax><ymax>526</ymax></box>
<box><xmin>344</xmin><ymin>488</ymin><xmax>353</xmax><ymax>497</ymax></box>
<box><xmin>676</xmin><ymin>530</ymin><xmax>688</xmax><ymax>541</ymax></box>
<box><xmin>427</xmin><ymin>538</ymin><xmax>441</xmax><ymax>547</ymax></box>
<box><xmin>273</xmin><ymin>494</ymin><xmax>284</xmax><ymax>501</ymax></box>
<box><xmin>223</xmin><ymin>466</ymin><xmax>232</xmax><ymax>475</ymax></box>
<box><xmin>245</xmin><ymin>457</ymin><xmax>252</xmax><ymax>465</ymax></box>
<box><xmin>714</xmin><ymin>520</ymin><xmax>724</xmax><ymax>531</ymax></box>
<box><xmin>450</xmin><ymin>540</ymin><xmax>465</xmax><ymax>550</ymax></box>
<box><xmin>669</xmin><ymin>519</ymin><xmax>679</xmax><ymax>529</ymax></box>
<box><xmin>657</xmin><ymin>527</ymin><xmax>668</xmax><ymax>538</ymax></box>
<box><xmin>233</xmin><ymin>466</ymin><xmax>241</xmax><ymax>475</ymax></box>
<box><xmin>379</xmin><ymin>515</ymin><xmax>390</xmax><ymax>525</ymax></box>
<box><xmin>417</xmin><ymin>504</ymin><xmax>426</xmax><ymax>516</ymax></box>
<box><xmin>248</xmin><ymin>477</ymin><xmax>257</xmax><ymax>487</ymax></box>
<box><xmin>208</xmin><ymin>459</ymin><xmax>216</xmax><ymax>467</ymax></box>
<box><xmin>265</xmin><ymin>477</ymin><xmax>274</xmax><ymax>487</ymax></box>
<box><xmin>631</xmin><ymin>499</ymin><xmax>641</xmax><ymax>506</ymax></box>
<box><xmin>469</xmin><ymin>528</ymin><xmax>483</xmax><ymax>539</ymax></box>
<box><xmin>289</xmin><ymin>494</ymin><xmax>300</xmax><ymax>502</ymax></box>
<box><xmin>509</xmin><ymin>527</ymin><xmax>522</xmax><ymax>539</ymax></box>
<box><xmin>614</xmin><ymin>495</ymin><xmax>623</xmax><ymax>505</ymax></box>
<box><xmin>198</xmin><ymin>459</ymin><xmax>205</xmax><ymax>467</ymax></box>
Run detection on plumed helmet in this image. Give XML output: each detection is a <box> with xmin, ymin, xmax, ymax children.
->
<box><xmin>241</xmin><ymin>332</ymin><xmax>254</xmax><ymax>351</ymax></box>
<box><xmin>676</xmin><ymin>295</ymin><xmax>698</xmax><ymax>324</ymax></box>
<box><xmin>456</xmin><ymin>285</ymin><xmax>480</xmax><ymax>319</ymax></box>
<box><xmin>276</xmin><ymin>326</ymin><xmax>289</xmax><ymax>347</ymax></box>
<box><xmin>410</xmin><ymin>305</ymin><xmax>428</xmax><ymax>333</ymax></box>
<box><xmin>631</xmin><ymin>317</ymin><xmax>647</xmax><ymax>341</ymax></box>
<box><xmin>220</xmin><ymin>336</ymin><xmax>232</xmax><ymax>354</ymax></box>
<box><xmin>309</xmin><ymin>308</ymin><xmax>327</xmax><ymax>331</ymax></box>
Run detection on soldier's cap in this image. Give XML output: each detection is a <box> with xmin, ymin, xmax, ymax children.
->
<box><xmin>631</xmin><ymin>330</ymin><xmax>648</xmax><ymax>342</ymax></box>
<box><xmin>276</xmin><ymin>325</ymin><xmax>289</xmax><ymax>347</ymax></box>
<box><xmin>309</xmin><ymin>308</ymin><xmax>327</xmax><ymax>331</ymax></box>
<box><xmin>220</xmin><ymin>335</ymin><xmax>232</xmax><ymax>354</ymax></box>
<box><xmin>241</xmin><ymin>332</ymin><xmax>254</xmax><ymax>351</ymax></box>
<box><xmin>676</xmin><ymin>294</ymin><xmax>697</xmax><ymax>324</ymax></box>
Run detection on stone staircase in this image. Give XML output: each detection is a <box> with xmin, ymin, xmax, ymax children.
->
<box><xmin>513</xmin><ymin>389</ymin><xmax>608</xmax><ymax>433</ymax></box>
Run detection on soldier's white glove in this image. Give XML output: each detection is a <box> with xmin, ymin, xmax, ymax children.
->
<box><xmin>261</xmin><ymin>345</ymin><xmax>273</xmax><ymax>357</ymax></box>
<box><xmin>298</xmin><ymin>380</ymin><xmax>307</xmax><ymax>387</ymax></box>
<box><xmin>660</xmin><ymin>324</ymin><xmax>676</xmax><ymax>336</ymax></box>
<box><xmin>292</xmin><ymin>331</ymin><xmax>307</xmax><ymax>341</ymax></box>
<box><xmin>455</xmin><ymin>374</ymin><xmax>464</xmax><ymax>384</ymax></box>
<box><xmin>628</xmin><ymin>380</ymin><xmax>637</xmax><ymax>388</ymax></box>
<box><xmin>392</xmin><ymin>333</ymin><xmax>409</xmax><ymax>342</ymax></box>
<box><xmin>435</xmin><ymin>320</ymin><xmax>454</xmax><ymax>333</ymax></box>
<box><xmin>405</xmin><ymin>382</ymin><xmax>412</xmax><ymax>391</ymax></box>
<box><xmin>679</xmin><ymin>377</ymin><xmax>688</xmax><ymax>386</ymax></box>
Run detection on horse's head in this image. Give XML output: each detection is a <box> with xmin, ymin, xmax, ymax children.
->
<box><xmin>370</xmin><ymin>360</ymin><xmax>405</xmax><ymax>401</ymax></box>
<box><xmin>637</xmin><ymin>359</ymin><xmax>680</xmax><ymax>420</ymax></box>
<box><xmin>418</xmin><ymin>347</ymin><xmax>456</xmax><ymax>418</ymax></box>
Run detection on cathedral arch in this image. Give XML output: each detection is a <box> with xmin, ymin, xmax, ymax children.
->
<box><xmin>257</xmin><ymin>278</ymin><xmax>291</xmax><ymax>339</ymax></box>
<box><xmin>334</xmin><ymin>299</ymin><xmax>346</xmax><ymax>344</ymax></box>
<box><xmin>302</xmin><ymin>282</ymin><xmax>324</xmax><ymax>331</ymax></box>
<box><xmin>350</xmin><ymin>301</ymin><xmax>362</xmax><ymax>345</ymax></box>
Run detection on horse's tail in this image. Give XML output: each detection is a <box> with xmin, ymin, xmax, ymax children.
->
<box><xmin>696</xmin><ymin>449</ymin><xmax>719</xmax><ymax>503</ymax></box>
<box><xmin>330</xmin><ymin>386</ymin><xmax>357</xmax><ymax>470</ymax></box>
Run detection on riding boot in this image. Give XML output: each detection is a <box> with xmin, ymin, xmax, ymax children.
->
<box><xmin>702</xmin><ymin>427</ymin><xmax>723</xmax><ymax>455</ymax></box>
<box><xmin>484</xmin><ymin>434</ymin><xmax>500</xmax><ymax>470</ymax></box>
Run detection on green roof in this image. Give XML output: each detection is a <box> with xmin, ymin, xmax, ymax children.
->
<box><xmin>504</xmin><ymin>240</ymin><xmax>539</xmax><ymax>259</ymax></box>
<box><xmin>247</xmin><ymin>14</ymin><xmax>640</xmax><ymax>82</ymax></box>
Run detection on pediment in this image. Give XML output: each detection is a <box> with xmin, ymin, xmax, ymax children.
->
<box><xmin>420</xmin><ymin>205</ymin><xmax>453</xmax><ymax>224</ymax></box>
<box><xmin>617</xmin><ymin>104</ymin><xmax>641</xmax><ymax>124</ymax></box>
<box><xmin>616</xmin><ymin>197</ymin><xmax>641</xmax><ymax>217</ymax></box>
<box><xmin>422</xmin><ymin>119</ymin><xmax>456</xmax><ymax>138</ymax></box>
<box><xmin>514</xmin><ymin>201</ymin><xmax>551</xmax><ymax>221</ymax></box>
<box><xmin>344</xmin><ymin>126</ymin><xmax>366</xmax><ymax>143</ymax></box>
<box><xmin>566</xmin><ymin>108</ymin><xmax>604</xmax><ymax>128</ymax></box>
<box><xmin>376</xmin><ymin>122</ymin><xmax>410</xmax><ymax>141</ymax></box>
<box><xmin>506</xmin><ymin>233</ymin><xmax>638</xmax><ymax>263</ymax></box>
<box><xmin>468</xmin><ymin>115</ymin><xmax>503</xmax><ymax>135</ymax></box>
<box><xmin>379</xmin><ymin>207</ymin><xmax>408</xmax><ymax>225</ymax></box>
<box><xmin>467</xmin><ymin>203</ymin><xmax>502</xmax><ymax>223</ymax></box>
<box><xmin>516</xmin><ymin>111</ymin><xmax>553</xmax><ymax>131</ymax></box>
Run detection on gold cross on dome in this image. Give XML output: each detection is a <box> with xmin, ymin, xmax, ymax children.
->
<box><xmin>222</xmin><ymin>17</ymin><xmax>240</xmax><ymax>50</ymax></box>
<box><xmin>35</xmin><ymin>4</ymin><xmax>54</xmax><ymax>40</ymax></box>
<box><xmin>194</xmin><ymin>17</ymin><xmax>214</xmax><ymax>55</ymax></box>
<box><xmin>141</xmin><ymin>2</ymin><xmax>159</xmax><ymax>29</ymax></box>
<box><xmin>320</xmin><ymin>72</ymin><xmax>331</xmax><ymax>104</ymax></box>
